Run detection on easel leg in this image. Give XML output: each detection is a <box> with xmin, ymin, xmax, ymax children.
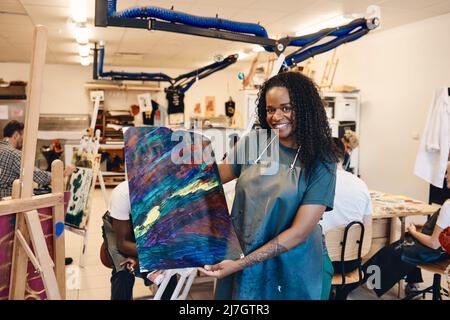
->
<box><xmin>51</xmin><ymin>160</ymin><xmax>66</xmax><ymax>298</ymax></box>
<box><xmin>97</xmin><ymin>170</ymin><xmax>109</xmax><ymax>208</ymax></box>
<box><xmin>9</xmin><ymin>180</ymin><xmax>29</xmax><ymax>300</ymax></box>
<box><xmin>24</xmin><ymin>210</ymin><xmax>61</xmax><ymax>300</ymax></box>
<box><xmin>79</xmin><ymin>227</ymin><xmax>89</xmax><ymax>268</ymax></box>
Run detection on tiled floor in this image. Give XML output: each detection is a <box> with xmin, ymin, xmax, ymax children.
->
<box><xmin>65</xmin><ymin>189</ymin><xmax>447</xmax><ymax>300</ymax></box>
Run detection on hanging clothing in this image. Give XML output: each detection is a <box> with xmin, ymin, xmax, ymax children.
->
<box><xmin>414</xmin><ymin>87</ymin><xmax>450</xmax><ymax>188</ymax></box>
<box><xmin>215</xmin><ymin>131</ymin><xmax>337</xmax><ymax>300</ymax></box>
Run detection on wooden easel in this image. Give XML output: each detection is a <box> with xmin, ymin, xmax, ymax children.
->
<box><xmin>0</xmin><ymin>26</ymin><xmax>65</xmax><ymax>300</ymax></box>
<box><xmin>320</xmin><ymin>49</ymin><xmax>339</xmax><ymax>90</ymax></box>
<box><xmin>65</xmin><ymin>128</ymin><xmax>106</xmax><ymax>267</ymax></box>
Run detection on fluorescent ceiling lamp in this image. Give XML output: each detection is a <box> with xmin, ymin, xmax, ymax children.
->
<box><xmin>252</xmin><ymin>46</ymin><xmax>265</xmax><ymax>53</ymax></box>
<box><xmin>74</xmin><ymin>25</ymin><xmax>89</xmax><ymax>44</ymax></box>
<box><xmin>78</xmin><ymin>43</ymin><xmax>90</xmax><ymax>57</ymax></box>
<box><xmin>70</xmin><ymin>0</ymin><xmax>87</xmax><ymax>23</ymax></box>
<box><xmin>296</xmin><ymin>14</ymin><xmax>356</xmax><ymax>36</ymax></box>
<box><xmin>237</xmin><ymin>51</ymin><xmax>250</xmax><ymax>61</ymax></box>
<box><xmin>80</xmin><ymin>55</ymin><xmax>90</xmax><ymax>66</ymax></box>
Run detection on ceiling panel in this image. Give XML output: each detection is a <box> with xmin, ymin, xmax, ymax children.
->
<box><xmin>0</xmin><ymin>0</ymin><xmax>447</xmax><ymax>68</ymax></box>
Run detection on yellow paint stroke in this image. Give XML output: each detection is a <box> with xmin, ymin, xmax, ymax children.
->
<box><xmin>170</xmin><ymin>180</ymin><xmax>218</xmax><ymax>198</ymax></box>
<box><xmin>134</xmin><ymin>206</ymin><xmax>160</xmax><ymax>238</ymax></box>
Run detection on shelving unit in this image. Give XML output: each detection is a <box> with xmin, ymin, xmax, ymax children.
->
<box><xmin>322</xmin><ymin>91</ymin><xmax>361</xmax><ymax>175</ymax></box>
<box><xmin>85</xmin><ymin>82</ymin><xmax>162</xmax><ymax>186</ymax></box>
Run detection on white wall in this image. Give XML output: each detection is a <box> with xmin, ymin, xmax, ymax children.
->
<box><xmin>0</xmin><ymin>62</ymin><xmax>242</xmax><ymax>120</ymax></box>
<box><xmin>310</xmin><ymin>13</ymin><xmax>450</xmax><ymax>202</ymax></box>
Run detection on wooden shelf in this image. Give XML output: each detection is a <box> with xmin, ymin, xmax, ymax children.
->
<box><xmin>85</xmin><ymin>81</ymin><xmax>162</xmax><ymax>92</ymax></box>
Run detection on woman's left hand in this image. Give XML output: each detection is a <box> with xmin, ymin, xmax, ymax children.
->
<box><xmin>198</xmin><ymin>260</ymin><xmax>242</xmax><ymax>279</ymax></box>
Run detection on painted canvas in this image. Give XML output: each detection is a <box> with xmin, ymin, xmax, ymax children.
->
<box><xmin>65</xmin><ymin>167</ymin><xmax>93</xmax><ymax>229</ymax></box>
<box><xmin>124</xmin><ymin>126</ymin><xmax>242</xmax><ymax>272</ymax></box>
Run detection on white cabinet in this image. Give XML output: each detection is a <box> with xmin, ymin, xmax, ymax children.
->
<box><xmin>322</xmin><ymin>91</ymin><xmax>361</xmax><ymax>175</ymax></box>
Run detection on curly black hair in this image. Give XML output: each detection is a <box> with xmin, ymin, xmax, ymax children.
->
<box><xmin>256</xmin><ymin>71</ymin><xmax>338</xmax><ymax>176</ymax></box>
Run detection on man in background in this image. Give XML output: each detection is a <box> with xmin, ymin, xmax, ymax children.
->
<box><xmin>0</xmin><ymin>120</ymin><xmax>75</xmax><ymax>199</ymax></box>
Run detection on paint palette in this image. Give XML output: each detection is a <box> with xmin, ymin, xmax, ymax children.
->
<box><xmin>124</xmin><ymin>126</ymin><xmax>242</xmax><ymax>272</ymax></box>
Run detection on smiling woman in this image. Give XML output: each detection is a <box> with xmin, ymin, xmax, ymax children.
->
<box><xmin>201</xmin><ymin>72</ymin><xmax>340</xmax><ymax>300</ymax></box>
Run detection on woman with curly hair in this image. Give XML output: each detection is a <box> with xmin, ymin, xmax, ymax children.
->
<box><xmin>200</xmin><ymin>72</ymin><xmax>338</xmax><ymax>299</ymax></box>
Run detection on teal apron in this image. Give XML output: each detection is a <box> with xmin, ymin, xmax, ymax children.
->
<box><xmin>216</xmin><ymin>144</ymin><xmax>325</xmax><ymax>300</ymax></box>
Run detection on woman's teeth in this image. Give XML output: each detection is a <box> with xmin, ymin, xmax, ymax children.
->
<box><xmin>274</xmin><ymin>123</ymin><xmax>289</xmax><ymax>129</ymax></box>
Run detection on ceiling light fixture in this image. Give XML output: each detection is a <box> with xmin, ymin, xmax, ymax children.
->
<box><xmin>74</xmin><ymin>24</ymin><xmax>89</xmax><ymax>44</ymax></box>
<box><xmin>237</xmin><ymin>51</ymin><xmax>251</xmax><ymax>61</ymax></box>
<box><xmin>80</xmin><ymin>55</ymin><xmax>90</xmax><ymax>66</ymax></box>
<box><xmin>78</xmin><ymin>43</ymin><xmax>90</xmax><ymax>57</ymax></box>
<box><xmin>252</xmin><ymin>46</ymin><xmax>265</xmax><ymax>53</ymax></box>
<box><xmin>70</xmin><ymin>0</ymin><xmax>88</xmax><ymax>23</ymax></box>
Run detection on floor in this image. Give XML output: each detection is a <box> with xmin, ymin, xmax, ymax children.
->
<box><xmin>65</xmin><ymin>189</ymin><xmax>447</xmax><ymax>300</ymax></box>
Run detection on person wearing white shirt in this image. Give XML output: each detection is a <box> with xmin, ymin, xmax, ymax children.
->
<box><xmin>101</xmin><ymin>181</ymin><xmax>177</xmax><ymax>300</ymax></box>
<box><xmin>320</xmin><ymin>138</ymin><xmax>372</xmax><ymax>299</ymax></box>
<box><xmin>320</xmin><ymin>138</ymin><xmax>372</xmax><ymax>234</ymax></box>
<box><xmin>362</xmin><ymin>163</ymin><xmax>450</xmax><ymax>298</ymax></box>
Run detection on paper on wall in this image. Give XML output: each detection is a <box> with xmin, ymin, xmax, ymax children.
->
<box><xmin>0</xmin><ymin>105</ymin><xmax>8</xmax><ymax>120</ymax></box>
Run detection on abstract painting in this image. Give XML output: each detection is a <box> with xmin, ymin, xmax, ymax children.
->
<box><xmin>124</xmin><ymin>126</ymin><xmax>242</xmax><ymax>272</ymax></box>
<box><xmin>65</xmin><ymin>167</ymin><xmax>93</xmax><ymax>229</ymax></box>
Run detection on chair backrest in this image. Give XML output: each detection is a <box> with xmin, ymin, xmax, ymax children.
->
<box><xmin>325</xmin><ymin>221</ymin><xmax>371</xmax><ymax>262</ymax></box>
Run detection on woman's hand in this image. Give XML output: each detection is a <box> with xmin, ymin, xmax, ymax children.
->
<box><xmin>198</xmin><ymin>260</ymin><xmax>242</xmax><ymax>279</ymax></box>
<box><xmin>407</xmin><ymin>223</ymin><xmax>417</xmax><ymax>233</ymax></box>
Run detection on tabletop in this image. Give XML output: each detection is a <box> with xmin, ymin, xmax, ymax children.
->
<box><xmin>370</xmin><ymin>191</ymin><xmax>441</xmax><ymax>220</ymax></box>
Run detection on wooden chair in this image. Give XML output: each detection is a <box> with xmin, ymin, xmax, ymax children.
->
<box><xmin>325</xmin><ymin>221</ymin><xmax>372</xmax><ymax>299</ymax></box>
<box><xmin>402</xmin><ymin>258</ymin><xmax>449</xmax><ymax>300</ymax></box>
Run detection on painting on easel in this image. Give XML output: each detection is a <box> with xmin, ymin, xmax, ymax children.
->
<box><xmin>65</xmin><ymin>167</ymin><xmax>93</xmax><ymax>229</ymax></box>
<box><xmin>124</xmin><ymin>126</ymin><xmax>242</xmax><ymax>272</ymax></box>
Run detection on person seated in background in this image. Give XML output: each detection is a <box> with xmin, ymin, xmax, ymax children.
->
<box><xmin>0</xmin><ymin>120</ymin><xmax>75</xmax><ymax>199</ymax></box>
<box><xmin>341</xmin><ymin>130</ymin><xmax>359</xmax><ymax>173</ymax></box>
<box><xmin>101</xmin><ymin>181</ymin><xmax>177</xmax><ymax>300</ymax></box>
<box><xmin>320</xmin><ymin>137</ymin><xmax>372</xmax><ymax>274</ymax></box>
<box><xmin>41</xmin><ymin>139</ymin><xmax>63</xmax><ymax>171</ymax></box>
<box><xmin>362</xmin><ymin>162</ymin><xmax>450</xmax><ymax>297</ymax></box>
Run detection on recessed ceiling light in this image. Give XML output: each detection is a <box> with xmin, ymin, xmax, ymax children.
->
<box><xmin>70</xmin><ymin>0</ymin><xmax>87</xmax><ymax>24</ymax></box>
<box><xmin>78</xmin><ymin>43</ymin><xmax>90</xmax><ymax>57</ymax></box>
<box><xmin>74</xmin><ymin>24</ymin><xmax>89</xmax><ymax>44</ymax></box>
<box><xmin>80</xmin><ymin>56</ymin><xmax>90</xmax><ymax>66</ymax></box>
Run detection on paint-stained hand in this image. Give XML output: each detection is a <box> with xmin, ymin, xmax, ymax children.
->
<box><xmin>198</xmin><ymin>260</ymin><xmax>242</xmax><ymax>279</ymax></box>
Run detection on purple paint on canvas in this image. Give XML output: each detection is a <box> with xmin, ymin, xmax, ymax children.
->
<box><xmin>124</xmin><ymin>127</ymin><xmax>242</xmax><ymax>271</ymax></box>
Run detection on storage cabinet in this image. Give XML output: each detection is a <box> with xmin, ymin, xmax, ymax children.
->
<box><xmin>322</xmin><ymin>91</ymin><xmax>361</xmax><ymax>175</ymax></box>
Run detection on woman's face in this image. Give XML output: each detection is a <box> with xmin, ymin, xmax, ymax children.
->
<box><xmin>265</xmin><ymin>86</ymin><xmax>295</xmax><ymax>146</ymax></box>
